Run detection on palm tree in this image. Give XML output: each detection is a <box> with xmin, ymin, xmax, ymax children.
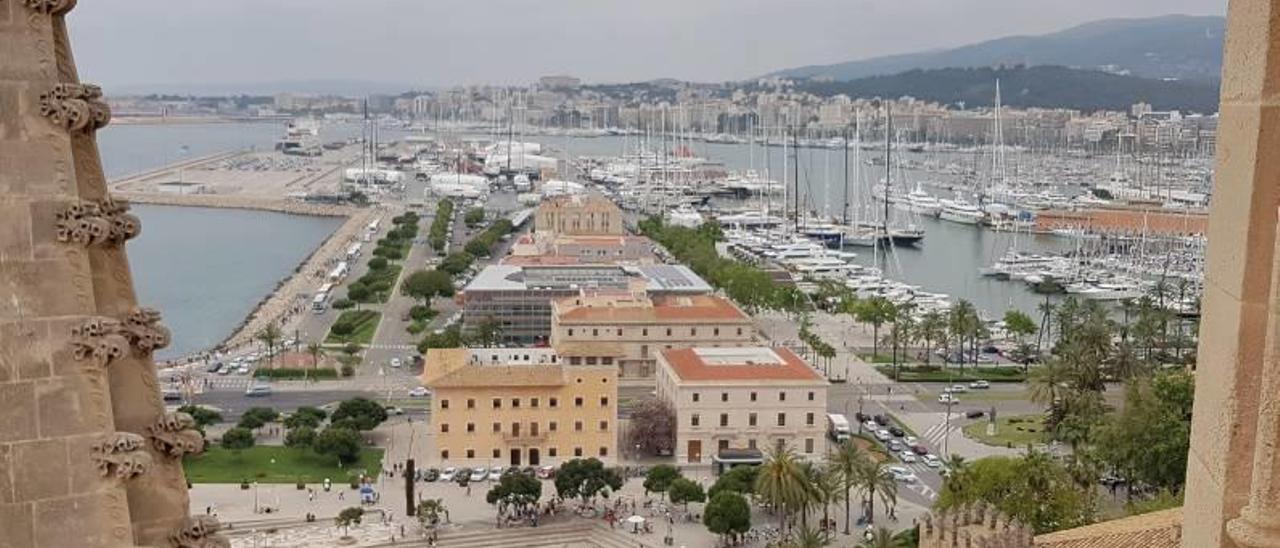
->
<box><xmin>305</xmin><ymin>342</ymin><xmax>326</xmax><ymax>382</ymax></box>
<box><xmin>811</xmin><ymin>464</ymin><xmax>845</xmax><ymax>539</ymax></box>
<box><xmin>854</xmin><ymin>458</ymin><xmax>897</xmax><ymax>524</ymax></box>
<box><xmin>1028</xmin><ymin>359</ymin><xmax>1068</xmax><ymax>409</ymax></box>
<box><xmin>256</xmin><ymin>323</ymin><xmax>283</xmax><ymax>368</ymax></box>
<box><xmin>786</xmin><ymin>526</ymin><xmax>828</xmax><ymax>548</ymax></box>
<box><xmin>1036</xmin><ymin>296</ymin><xmax>1056</xmax><ymax>353</ymax></box>
<box><xmin>831</xmin><ymin>441</ymin><xmax>868</xmax><ymax>535</ymax></box>
<box><xmin>855</xmin><ymin>297</ymin><xmax>897</xmax><ymax>359</ymax></box>
<box><xmin>755</xmin><ymin>445</ymin><xmax>812</xmax><ymax>535</ymax></box>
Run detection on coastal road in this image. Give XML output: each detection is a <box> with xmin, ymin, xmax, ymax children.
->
<box><xmin>190</xmin><ymin>388</ymin><xmax>377</xmax><ymax>423</ymax></box>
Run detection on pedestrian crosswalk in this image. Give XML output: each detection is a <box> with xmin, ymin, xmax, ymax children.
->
<box><xmin>920</xmin><ymin>420</ymin><xmax>963</xmax><ymax>447</ymax></box>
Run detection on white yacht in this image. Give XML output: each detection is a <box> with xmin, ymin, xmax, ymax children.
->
<box><xmin>939</xmin><ymin>196</ymin><xmax>985</xmax><ymax>225</ymax></box>
<box><xmin>667</xmin><ymin>205</ymin><xmax>704</xmax><ymax>229</ymax></box>
<box><xmin>895</xmin><ymin>185</ymin><xmax>943</xmax><ymax>217</ymax></box>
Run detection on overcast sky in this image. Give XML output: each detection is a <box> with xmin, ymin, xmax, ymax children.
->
<box><xmin>70</xmin><ymin>0</ymin><xmax>1225</xmax><ymax>93</ymax></box>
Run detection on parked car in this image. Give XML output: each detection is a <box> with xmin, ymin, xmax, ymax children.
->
<box><xmin>854</xmin><ymin>412</ymin><xmax>871</xmax><ymax>422</ymax></box>
<box><xmin>423</xmin><ymin>468</ymin><xmax>440</xmax><ymax>482</ymax></box>
<box><xmin>468</xmin><ymin>468</ymin><xmax>487</xmax><ymax>482</ymax></box>
<box><xmin>922</xmin><ymin>454</ymin><xmax>942</xmax><ymax>468</ymax></box>
<box><xmin>969</xmin><ymin>380</ymin><xmax>991</xmax><ymax>389</ymax></box>
<box><xmin>888</xmin><ymin>426</ymin><xmax>905</xmax><ymax>437</ymax></box>
<box><xmin>874</xmin><ymin>429</ymin><xmax>892</xmax><ymax>442</ymax></box>
<box><xmin>862</xmin><ymin>420</ymin><xmax>878</xmax><ymax>432</ymax></box>
<box><xmin>965</xmin><ymin>409</ymin><xmax>986</xmax><ymax>419</ymax></box>
<box><xmin>439</xmin><ymin>468</ymin><xmax>457</xmax><ymax>482</ymax></box>
<box><xmin>244</xmin><ymin>385</ymin><xmax>272</xmax><ymax>397</ymax></box>
<box><xmin>408</xmin><ymin>387</ymin><xmax>430</xmax><ymax>398</ymax></box>
<box><xmin>899</xmin><ymin>451</ymin><xmax>918</xmax><ymax>463</ymax></box>
<box><xmin>950</xmin><ymin>384</ymin><xmax>969</xmax><ymax>393</ymax></box>
<box><xmin>912</xmin><ymin>444</ymin><xmax>929</xmax><ymax>455</ymax></box>
<box><xmin>236</xmin><ymin>365</ymin><xmax>250</xmax><ymax>375</ymax></box>
<box><xmin>488</xmin><ymin>466</ymin><xmax>503</xmax><ymax>481</ymax></box>
<box><xmin>888</xmin><ymin>466</ymin><xmax>918</xmax><ymax>483</ymax></box>
<box><xmin>206</xmin><ymin>362</ymin><xmax>223</xmax><ymax>373</ymax></box>
<box><xmin>536</xmin><ymin>465</ymin><xmax>557</xmax><ymax>479</ymax></box>
<box><xmin>873</xmin><ymin>414</ymin><xmax>889</xmax><ymax>426</ymax></box>
<box><xmin>887</xmin><ymin>440</ymin><xmax>904</xmax><ymax>452</ymax></box>
<box><xmin>904</xmin><ymin>435</ymin><xmax>919</xmax><ymax>446</ymax></box>
<box><xmin>938</xmin><ymin>393</ymin><xmax>959</xmax><ymax>405</ymax></box>
<box><xmin>390</xmin><ymin>358</ymin><xmax>402</xmax><ymax>368</ymax></box>
<box><xmin>521</xmin><ymin>466</ymin><xmax>537</xmax><ymax>477</ymax></box>
<box><xmin>384</xmin><ymin>406</ymin><xmax>404</xmax><ymax>416</ymax></box>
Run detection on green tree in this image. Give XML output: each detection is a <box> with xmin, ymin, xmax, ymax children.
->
<box><xmin>853</xmin><ymin>458</ymin><xmax>897</xmax><ymax>524</ymax></box>
<box><xmin>668</xmin><ymin>477</ymin><xmax>706</xmax><ymax>509</ymax></box>
<box><xmin>177</xmin><ymin>405</ymin><xmax>222</xmax><ymax>429</ymax></box>
<box><xmin>329</xmin><ymin>397</ymin><xmax>388</xmax><ymax>431</ymax></box>
<box><xmin>553</xmin><ymin>458</ymin><xmax>623</xmax><ymax>504</ymax></box>
<box><xmin>787</xmin><ymin>526</ymin><xmax>827</xmax><ymax>548</ymax></box>
<box><xmin>313</xmin><ymin>427</ymin><xmax>363</xmax><ymax>465</ymax></box>
<box><xmin>283</xmin><ymin>426</ymin><xmax>315</xmax><ymax>448</ymax></box>
<box><xmin>330</xmin><ymin>321</ymin><xmax>355</xmax><ymax>338</ymax></box>
<box><xmin>708</xmin><ymin>465</ymin><xmax>758</xmax><ymax>499</ymax></box>
<box><xmin>812</xmin><ymin>464</ymin><xmax>845</xmax><ymax>540</ymax></box>
<box><xmin>1093</xmin><ymin>371</ymin><xmax>1194</xmax><ymax>494</ymax></box>
<box><xmin>255</xmin><ymin>323</ymin><xmax>283</xmax><ymax>368</ymax></box>
<box><xmin>335</xmin><ymin>507</ymin><xmax>364</xmax><ymax>537</ymax></box>
<box><xmin>417</xmin><ymin>498</ymin><xmax>447</xmax><ymax>528</ymax></box>
<box><xmin>703</xmin><ymin>491</ymin><xmax>751</xmax><ymax>544</ymax></box>
<box><xmin>464</xmin><ymin>207</ymin><xmax>485</xmax><ymax>227</ymax></box>
<box><xmin>403</xmin><ymin>269</ymin><xmax>454</xmax><ymax>302</ymax></box>
<box><xmin>237</xmin><ymin>407</ymin><xmax>278</xmax><ymax>430</ymax></box>
<box><xmin>917</xmin><ymin>311</ymin><xmax>946</xmax><ymax>366</ymax></box>
<box><xmin>468</xmin><ymin>316</ymin><xmax>503</xmax><ymax>347</ymax></box>
<box><xmin>305</xmin><ymin>342</ymin><xmax>326</xmax><ymax>376</ymax></box>
<box><xmin>283</xmin><ymin>407</ymin><xmax>327</xmax><ymax>430</ymax></box>
<box><xmin>859</xmin><ymin>527</ymin><xmax>912</xmax><ymax>548</ymax></box>
<box><xmin>220</xmin><ymin>427</ymin><xmax>255</xmax><ymax>450</ymax></box>
<box><xmin>937</xmin><ymin>451</ymin><xmax>1094</xmax><ymax>534</ymax></box>
<box><xmin>367</xmin><ymin>256</ymin><xmax>388</xmax><ymax>270</ymax></box>
<box><xmin>486</xmin><ymin>470</ymin><xmax>543</xmax><ymax>512</ymax></box>
<box><xmin>643</xmin><ymin>464</ymin><xmax>681</xmax><ymax>498</ymax></box>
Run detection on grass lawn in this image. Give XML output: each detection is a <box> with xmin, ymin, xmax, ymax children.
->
<box><xmin>962</xmin><ymin>414</ymin><xmax>1047</xmax><ymax>448</ymax></box>
<box><xmin>876</xmin><ymin>365</ymin><xmax>1026</xmax><ymax>383</ymax></box>
<box><xmin>325</xmin><ymin>310</ymin><xmax>381</xmax><ymax>345</ymax></box>
<box><xmin>184</xmin><ymin>446</ymin><xmax>384</xmax><ymax>484</ymax></box>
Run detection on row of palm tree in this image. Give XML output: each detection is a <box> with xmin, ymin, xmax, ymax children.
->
<box><xmin>754</xmin><ymin>442</ymin><xmax>900</xmax><ymax>546</ymax></box>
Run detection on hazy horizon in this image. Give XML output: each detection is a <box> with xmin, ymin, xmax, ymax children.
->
<box><xmin>71</xmin><ymin>0</ymin><xmax>1225</xmax><ymax>94</ymax></box>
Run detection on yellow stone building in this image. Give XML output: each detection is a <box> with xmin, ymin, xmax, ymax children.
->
<box><xmin>534</xmin><ymin>193</ymin><xmax>624</xmax><ymax>236</ymax></box>
<box><xmin>551</xmin><ymin>292</ymin><xmax>758</xmax><ymax>378</ymax></box>
<box><xmin>420</xmin><ymin>348</ymin><xmax>618</xmax><ymax>468</ymax></box>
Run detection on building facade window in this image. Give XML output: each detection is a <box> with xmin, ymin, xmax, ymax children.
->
<box><xmin>777</xmin><ymin>413</ymin><xmax>786</xmax><ymax>427</ymax></box>
<box><xmin>549</xmin><ymin>447</ymin><xmax>558</xmax><ymax>457</ymax></box>
<box><xmin>805</xmin><ymin>438</ymin><xmax>814</xmax><ymax>453</ymax></box>
<box><xmin>749</xmin><ymin>413</ymin><xmax>757</xmax><ymax>427</ymax></box>
<box><xmin>466</xmin><ymin>449</ymin><xmax>475</xmax><ymax>458</ymax></box>
<box><xmin>549</xmin><ymin>421</ymin><xmax>558</xmax><ymax>432</ymax></box>
<box><xmin>574</xmin><ymin>447</ymin><xmax>583</xmax><ymax>457</ymax></box>
<box><xmin>441</xmin><ymin>449</ymin><xmax>449</xmax><ymax>460</ymax></box>
<box><xmin>492</xmin><ymin>422</ymin><xmax>500</xmax><ymax>433</ymax></box>
<box><xmin>750</xmin><ymin>392</ymin><xmax>757</xmax><ymax>402</ymax></box>
<box><xmin>808</xmin><ymin>391</ymin><xmax>815</xmax><ymax>401</ymax></box>
<box><xmin>574</xmin><ymin>397</ymin><xmax>584</xmax><ymax>407</ymax></box>
<box><xmin>779</xmin><ymin>391</ymin><xmax>786</xmax><ymax>402</ymax></box>
<box><xmin>441</xmin><ymin>399</ymin><xmax>449</xmax><ymax>410</ymax></box>
<box><xmin>599</xmin><ymin>420</ymin><xmax>608</xmax><ymax>431</ymax></box>
<box><xmin>721</xmin><ymin>392</ymin><xmax>728</xmax><ymax>402</ymax></box>
<box><xmin>531</xmin><ymin>398</ymin><xmax>539</xmax><ymax>408</ymax></box>
<box><xmin>720</xmin><ymin>414</ymin><xmax>729</xmax><ymax>427</ymax></box>
<box><xmin>600</xmin><ymin>396</ymin><xmax>609</xmax><ymax>407</ymax></box>
<box><xmin>493</xmin><ymin>449</ymin><xmax>500</xmax><ymax>458</ymax></box>
<box><xmin>492</xmin><ymin>398</ymin><xmax>501</xmax><ymax>409</ymax></box>
<box><xmin>466</xmin><ymin>399</ymin><xmax>474</xmax><ymax>409</ymax></box>
<box><xmin>575</xmin><ymin>421</ymin><xmax>583</xmax><ymax>432</ymax></box>
<box><xmin>466</xmin><ymin>423</ymin><xmax>475</xmax><ymax>433</ymax></box>
<box><xmin>512</xmin><ymin>398</ymin><xmax>520</xmax><ymax>408</ymax></box>
<box><xmin>441</xmin><ymin>423</ymin><xmax>449</xmax><ymax>433</ymax></box>
<box><xmin>599</xmin><ymin>447</ymin><xmax>608</xmax><ymax>457</ymax></box>
<box><xmin>550</xmin><ymin>397</ymin><xmax>558</xmax><ymax>408</ymax></box>
<box><xmin>692</xmin><ymin>393</ymin><xmax>700</xmax><ymax>403</ymax></box>
<box><xmin>806</xmin><ymin>413</ymin><xmax>815</xmax><ymax>426</ymax></box>
<box><xmin>691</xmin><ymin>414</ymin><xmax>700</xmax><ymax>427</ymax></box>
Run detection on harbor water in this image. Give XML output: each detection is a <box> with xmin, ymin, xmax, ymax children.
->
<box><xmin>99</xmin><ymin>124</ymin><xmax>345</xmax><ymax>359</ymax></box>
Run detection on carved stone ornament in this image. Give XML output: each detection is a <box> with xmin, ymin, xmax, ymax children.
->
<box><xmin>168</xmin><ymin>516</ymin><xmax>231</xmax><ymax>548</ymax></box>
<box><xmin>55</xmin><ymin>198</ymin><xmax>140</xmax><ymax>247</ymax></box>
<box><xmin>70</xmin><ymin>317</ymin><xmax>131</xmax><ymax>368</ymax></box>
<box><xmin>146</xmin><ymin>412</ymin><xmax>204</xmax><ymax>459</ymax></box>
<box><xmin>38</xmin><ymin>82</ymin><xmax>110</xmax><ymax>132</ymax></box>
<box><xmin>21</xmin><ymin>0</ymin><xmax>77</xmax><ymax>15</ymax></box>
<box><xmin>71</xmin><ymin>308</ymin><xmax>171</xmax><ymax>366</ymax></box>
<box><xmin>90</xmin><ymin>432</ymin><xmax>152</xmax><ymax>480</ymax></box>
<box><xmin>122</xmin><ymin>307</ymin><xmax>172</xmax><ymax>355</ymax></box>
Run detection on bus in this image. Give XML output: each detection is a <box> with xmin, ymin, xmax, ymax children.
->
<box><xmin>328</xmin><ymin>261</ymin><xmax>349</xmax><ymax>282</ymax></box>
<box><xmin>312</xmin><ymin>282</ymin><xmax>335</xmax><ymax>313</ymax></box>
<box><xmin>366</xmin><ymin>218</ymin><xmax>381</xmax><ymax>234</ymax></box>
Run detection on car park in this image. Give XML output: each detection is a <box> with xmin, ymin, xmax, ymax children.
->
<box><xmin>439</xmin><ymin>468</ymin><xmax>457</xmax><ymax>482</ymax></box>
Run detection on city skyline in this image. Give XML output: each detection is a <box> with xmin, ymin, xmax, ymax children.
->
<box><xmin>73</xmin><ymin>0</ymin><xmax>1224</xmax><ymax>94</ymax></box>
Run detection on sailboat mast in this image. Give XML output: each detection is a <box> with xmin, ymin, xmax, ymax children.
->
<box><xmin>793</xmin><ymin>129</ymin><xmax>800</xmax><ymax>232</ymax></box>
<box><xmin>843</xmin><ymin>128</ymin><xmax>850</xmax><ymax>226</ymax></box>
<box><xmin>883</xmin><ymin>102</ymin><xmax>892</xmax><ymax>236</ymax></box>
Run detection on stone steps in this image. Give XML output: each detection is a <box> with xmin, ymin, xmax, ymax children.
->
<box><xmin>366</xmin><ymin>521</ymin><xmax>598</xmax><ymax>548</ymax></box>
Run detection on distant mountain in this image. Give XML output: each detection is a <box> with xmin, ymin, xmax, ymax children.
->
<box><xmin>785</xmin><ymin>65</ymin><xmax>1219</xmax><ymax>113</ymax></box>
<box><xmin>768</xmin><ymin>15</ymin><xmax>1224</xmax><ymax>82</ymax></box>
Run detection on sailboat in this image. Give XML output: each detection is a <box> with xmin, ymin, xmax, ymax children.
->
<box><xmin>874</xmin><ymin>103</ymin><xmax>924</xmax><ymax>246</ymax></box>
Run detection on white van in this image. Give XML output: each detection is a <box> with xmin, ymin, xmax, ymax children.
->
<box><xmin>826</xmin><ymin>413</ymin><xmax>852</xmax><ymax>442</ymax></box>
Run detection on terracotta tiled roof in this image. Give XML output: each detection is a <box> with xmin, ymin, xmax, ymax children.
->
<box><xmin>660</xmin><ymin>347</ymin><xmax>824</xmax><ymax>382</ymax></box>
<box><xmin>556</xmin><ymin>294</ymin><xmax>750</xmax><ymax>323</ymax></box>
<box><xmin>1035</xmin><ymin>509</ymin><xmax>1182</xmax><ymax>548</ymax></box>
<box><xmin>419</xmin><ymin>348</ymin><xmax>470</xmax><ymax>386</ymax></box>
